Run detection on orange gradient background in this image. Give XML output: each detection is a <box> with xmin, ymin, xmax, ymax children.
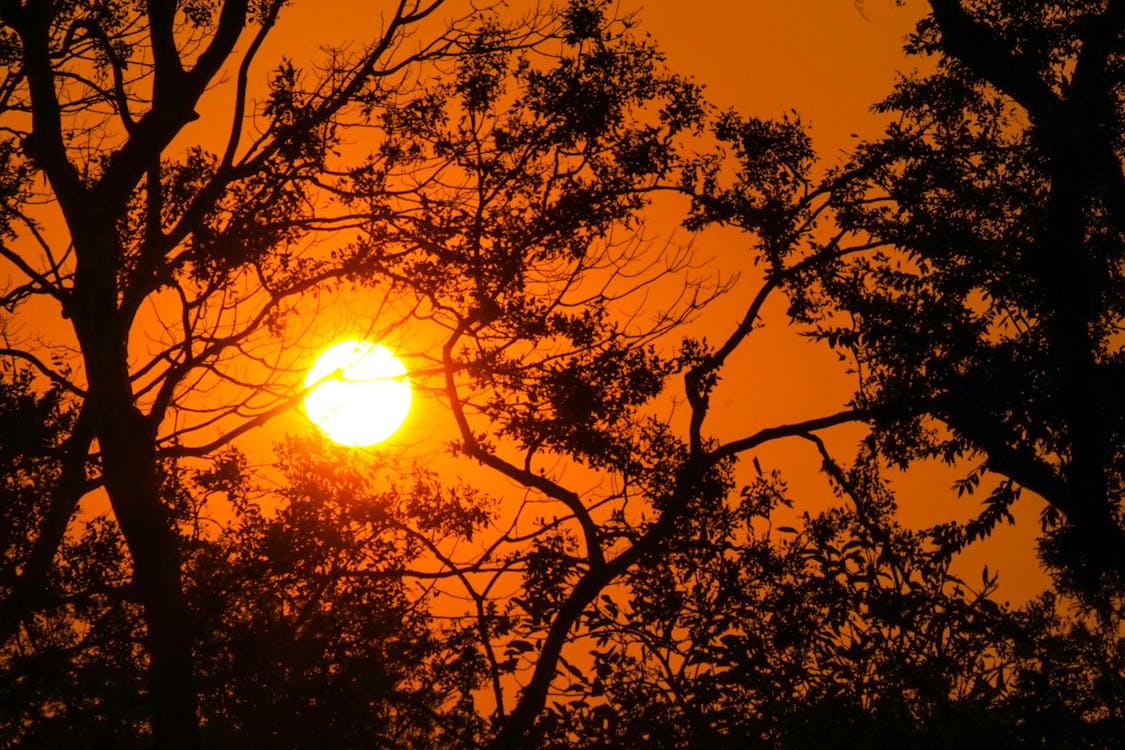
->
<box><xmin>251</xmin><ymin>0</ymin><xmax>1047</xmax><ymax>602</ymax></box>
<box><xmin>22</xmin><ymin>0</ymin><xmax>1047</xmax><ymax>603</ymax></box>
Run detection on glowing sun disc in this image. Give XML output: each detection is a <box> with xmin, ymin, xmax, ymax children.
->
<box><xmin>303</xmin><ymin>340</ymin><xmax>412</xmax><ymax>446</ymax></box>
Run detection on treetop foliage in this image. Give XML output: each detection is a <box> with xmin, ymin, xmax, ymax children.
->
<box><xmin>809</xmin><ymin>0</ymin><xmax>1125</xmax><ymax>596</ymax></box>
<box><xmin>1</xmin><ymin>0</ymin><xmax>1124</xmax><ymax>748</ymax></box>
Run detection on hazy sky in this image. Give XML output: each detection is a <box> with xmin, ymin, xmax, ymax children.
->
<box><xmin>638</xmin><ymin>0</ymin><xmax>1049</xmax><ymax>602</ymax></box>
<box><xmin>204</xmin><ymin>0</ymin><xmax>1050</xmax><ymax>602</ymax></box>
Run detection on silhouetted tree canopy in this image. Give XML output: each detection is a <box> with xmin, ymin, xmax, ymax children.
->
<box><xmin>1</xmin><ymin>1</ymin><xmax>1124</xmax><ymax>749</ymax></box>
<box><xmin>813</xmin><ymin>0</ymin><xmax>1125</xmax><ymax>597</ymax></box>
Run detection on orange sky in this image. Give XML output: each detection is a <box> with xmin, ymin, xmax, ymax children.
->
<box><xmin>644</xmin><ymin>0</ymin><xmax>922</xmax><ymax>151</ymax></box>
<box><xmin>625</xmin><ymin>0</ymin><xmax>1048</xmax><ymax>602</ymax></box>
<box><xmin>251</xmin><ymin>0</ymin><xmax>1049</xmax><ymax>602</ymax></box>
<box><xmin>22</xmin><ymin>0</ymin><xmax>1047</xmax><ymax>603</ymax></box>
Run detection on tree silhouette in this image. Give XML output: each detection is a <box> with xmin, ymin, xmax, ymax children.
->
<box><xmin>0</xmin><ymin>0</ymin><xmax>869</xmax><ymax>743</ymax></box>
<box><xmin>3</xmin><ymin>0</ymin><xmax>1125</xmax><ymax>748</ymax></box>
<box><xmin>807</xmin><ymin>0</ymin><xmax>1125</xmax><ymax>596</ymax></box>
<box><xmin>318</xmin><ymin>6</ymin><xmax>886</xmax><ymax>746</ymax></box>
<box><xmin>186</xmin><ymin>438</ymin><xmax>496</xmax><ymax>748</ymax></box>
<box><xmin>530</xmin><ymin>445</ymin><xmax>1125</xmax><ymax>749</ymax></box>
<box><xmin>0</xmin><ymin>1</ymin><xmax>565</xmax><ymax>744</ymax></box>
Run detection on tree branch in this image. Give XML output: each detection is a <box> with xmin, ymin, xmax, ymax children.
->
<box><xmin>712</xmin><ymin>408</ymin><xmax>869</xmax><ymax>463</ymax></box>
<box><xmin>927</xmin><ymin>0</ymin><xmax>1059</xmax><ymax>119</ymax></box>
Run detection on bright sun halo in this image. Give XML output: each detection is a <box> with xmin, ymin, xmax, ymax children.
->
<box><xmin>303</xmin><ymin>340</ymin><xmax>412</xmax><ymax>447</ymax></box>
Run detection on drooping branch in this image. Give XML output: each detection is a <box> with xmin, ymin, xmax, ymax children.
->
<box><xmin>712</xmin><ymin>409</ymin><xmax>869</xmax><ymax>463</ymax></box>
<box><xmin>442</xmin><ymin>318</ymin><xmax>606</xmax><ymax>570</ymax></box>
<box><xmin>0</xmin><ymin>348</ymin><xmax>84</xmax><ymax>397</ymax></box>
<box><xmin>487</xmin><ymin>403</ymin><xmax>868</xmax><ymax>749</ymax></box>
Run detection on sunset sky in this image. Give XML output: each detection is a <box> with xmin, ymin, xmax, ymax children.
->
<box><xmin>251</xmin><ymin>0</ymin><xmax>1051</xmax><ymax>601</ymax></box>
<box><xmin>25</xmin><ymin>0</ymin><xmax>1045</xmax><ymax>602</ymax></box>
<box><xmin>7</xmin><ymin>3</ymin><xmax>1112</xmax><ymax>744</ymax></box>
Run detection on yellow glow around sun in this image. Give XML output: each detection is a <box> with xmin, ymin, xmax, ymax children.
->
<box><xmin>303</xmin><ymin>340</ymin><xmax>412</xmax><ymax>446</ymax></box>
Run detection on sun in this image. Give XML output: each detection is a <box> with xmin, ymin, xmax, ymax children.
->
<box><xmin>303</xmin><ymin>340</ymin><xmax>412</xmax><ymax>446</ymax></box>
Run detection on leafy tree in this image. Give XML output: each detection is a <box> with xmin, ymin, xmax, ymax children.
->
<box><xmin>806</xmin><ymin>0</ymin><xmax>1125</xmax><ymax>596</ymax></box>
<box><xmin>6</xmin><ymin>359</ymin><xmax>1123</xmax><ymax>748</ymax></box>
<box><xmin>6</xmin><ymin>0</ymin><xmax>1124</xmax><ymax>748</ymax></box>
<box><xmin>0</xmin><ymin>0</ymin><xmax>567</xmax><ymax>744</ymax></box>
<box><xmin>527</xmin><ymin>437</ymin><xmax>1125</xmax><ymax>749</ymax></box>
<box><xmin>0</xmin><ymin>403</ymin><xmax>497</xmax><ymax>748</ymax></box>
<box><xmin>188</xmin><ymin>438</ymin><xmax>497</xmax><ymax>749</ymax></box>
<box><xmin>0</xmin><ymin>0</ymin><xmax>865</xmax><ymax>744</ymax></box>
<box><xmin>317</xmin><ymin>4</ymin><xmax>884</xmax><ymax>746</ymax></box>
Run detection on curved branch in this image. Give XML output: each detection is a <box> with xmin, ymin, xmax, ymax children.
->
<box><xmin>219</xmin><ymin>0</ymin><xmax>283</xmax><ymax>169</ymax></box>
<box><xmin>13</xmin><ymin>3</ymin><xmax>87</xmax><ymax>212</ymax></box>
<box><xmin>713</xmin><ymin>408</ymin><xmax>869</xmax><ymax>463</ymax></box>
<box><xmin>488</xmin><ymin>407</ymin><xmax>868</xmax><ymax>749</ymax></box>
<box><xmin>442</xmin><ymin>319</ymin><xmax>606</xmax><ymax>570</ymax></box>
<box><xmin>66</xmin><ymin>18</ymin><xmax>136</xmax><ymax>132</ymax></box>
<box><xmin>0</xmin><ymin>348</ymin><xmax>85</xmax><ymax>397</ymax></box>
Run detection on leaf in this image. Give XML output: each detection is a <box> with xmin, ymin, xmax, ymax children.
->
<box><xmin>599</xmin><ymin>594</ymin><xmax>619</xmax><ymax>618</ymax></box>
<box><xmin>560</xmin><ymin>657</ymin><xmax>585</xmax><ymax>682</ymax></box>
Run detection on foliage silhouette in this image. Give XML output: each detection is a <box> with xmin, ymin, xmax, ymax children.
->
<box><xmin>532</xmin><ymin>447</ymin><xmax>1125</xmax><ymax>749</ymax></box>
<box><xmin>803</xmin><ymin>0</ymin><xmax>1125</xmax><ymax>597</ymax></box>
<box><xmin>1</xmin><ymin>0</ymin><xmax>1124</xmax><ymax>748</ymax></box>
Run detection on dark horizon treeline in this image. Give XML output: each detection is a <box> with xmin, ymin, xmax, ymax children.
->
<box><xmin>3</xmin><ymin>378</ymin><xmax>1122</xmax><ymax>748</ymax></box>
<box><xmin>1</xmin><ymin>1</ymin><xmax>1123</xmax><ymax>748</ymax></box>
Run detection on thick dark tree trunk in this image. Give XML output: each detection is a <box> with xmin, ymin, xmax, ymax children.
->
<box><xmin>73</xmin><ymin>249</ymin><xmax>198</xmax><ymax>750</ymax></box>
<box><xmin>1036</xmin><ymin>118</ymin><xmax>1120</xmax><ymax>588</ymax></box>
<box><xmin>929</xmin><ymin>0</ymin><xmax>1125</xmax><ymax>590</ymax></box>
<box><xmin>97</xmin><ymin>399</ymin><xmax>198</xmax><ymax>750</ymax></box>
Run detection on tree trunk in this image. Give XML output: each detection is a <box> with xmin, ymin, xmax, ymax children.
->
<box><xmin>97</xmin><ymin>398</ymin><xmax>198</xmax><ymax>750</ymax></box>
<box><xmin>73</xmin><ymin>254</ymin><xmax>198</xmax><ymax>749</ymax></box>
